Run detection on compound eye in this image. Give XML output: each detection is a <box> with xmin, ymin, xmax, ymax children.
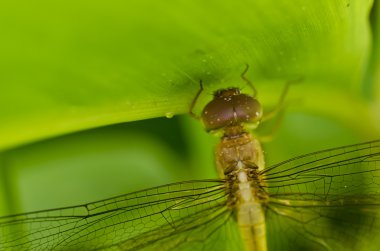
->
<box><xmin>201</xmin><ymin>97</ymin><xmax>234</xmax><ymax>131</ymax></box>
<box><xmin>234</xmin><ymin>95</ymin><xmax>263</xmax><ymax>123</ymax></box>
<box><xmin>201</xmin><ymin>91</ymin><xmax>263</xmax><ymax>131</ymax></box>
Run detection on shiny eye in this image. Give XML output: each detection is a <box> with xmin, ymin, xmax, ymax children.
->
<box><xmin>201</xmin><ymin>88</ymin><xmax>263</xmax><ymax>131</ymax></box>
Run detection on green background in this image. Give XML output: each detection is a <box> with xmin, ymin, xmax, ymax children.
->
<box><xmin>0</xmin><ymin>0</ymin><xmax>379</xmax><ymax>249</ymax></box>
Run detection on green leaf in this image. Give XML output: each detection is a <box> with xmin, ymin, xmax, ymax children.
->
<box><xmin>0</xmin><ymin>0</ymin><xmax>377</xmax><ymax>150</ymax></box>
<box><xmin>367</xmin><ymin>0</ymin><xmax>380</xmax><ymax>99</ymax></box>
<box><xmin>0</xmin><ymin>118</ymin><xmax>195</xmax><ymax>214</ymax></box>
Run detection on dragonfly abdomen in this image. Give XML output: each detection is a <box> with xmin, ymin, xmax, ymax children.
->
<box><xmin>215</xmin><ymin>126</ymin><xmax>268</xmax><ymax>251</ymax></box>
<box><xmin>235</xmin><ymin>170</ymin><xmax>267</xmax><ymax>251</ymax></box>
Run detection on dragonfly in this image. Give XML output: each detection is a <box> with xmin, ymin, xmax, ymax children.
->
<box><xmin>1</xmin><ymin>67</ymin><xmax>380</xmax><ymax>250</ymax></box>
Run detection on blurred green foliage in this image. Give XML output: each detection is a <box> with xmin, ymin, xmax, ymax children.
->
<box><xmin>0</xmin><ymin>2</ymin><xmax>379</xmax><ymax>250</ymax></box>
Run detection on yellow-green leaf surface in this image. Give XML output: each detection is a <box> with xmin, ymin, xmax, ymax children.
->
<box><xmin>0</xmin><ymin>0</ymin><xmax>377</xmax><ymax>150</ymax></box>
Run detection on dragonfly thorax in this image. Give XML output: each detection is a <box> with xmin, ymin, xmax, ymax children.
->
<box><xmin>216</xmin><ymin>132</ymin><xmax>265</xmax><ymax>177</ymax></box>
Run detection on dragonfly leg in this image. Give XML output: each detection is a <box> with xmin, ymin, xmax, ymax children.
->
<box><xmin>240</xmin><ymin>64</ymin><xmax>257</xmax><ymax>97</ymax></box>
<box><xmin>255</xmin><ymin>109</ymin><xmax>286</xmax><ymax>143</ymax></box>
<box><xmin>189</xmin><ymin>80</ymin><xmax>204</xmax><ymax>120</ymax></box>
<box><xmin>261</xmin><ymin>77</ymin><xmax>302</xmax><ymax>123</ymax></box>
<box><xmin>257</xmin><ymin>78</ymin><xmax>302</xmax><ymax>142</ymax></box>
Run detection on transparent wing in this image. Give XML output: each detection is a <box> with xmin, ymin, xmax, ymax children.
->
<box><xmin>0</xmin><ymin>180</ymin><xmax>235</xmax><ymax>251</ymax></box>
<box><xmin>124</xmin><ymin>209</ymin><xmax>245</xmax><ymax>251</ymax></box>
<box><xmin>262</xmin><ymin>140</ymin><xmax>380</xmax><ymax>250</ymax></box>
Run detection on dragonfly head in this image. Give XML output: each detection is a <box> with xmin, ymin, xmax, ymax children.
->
<box><xmin>201</xmin><ymin>88</ymin><xmax>263</xmax><ymax>132</ymax></box>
